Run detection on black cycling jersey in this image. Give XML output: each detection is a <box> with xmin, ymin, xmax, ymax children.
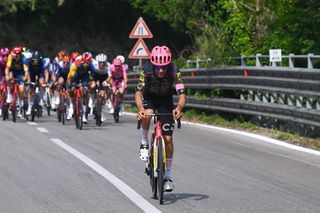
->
<box><xmin>136</xmin><ymin>62</ymin><xmax>185</xmax><ymax>96</ymax></box>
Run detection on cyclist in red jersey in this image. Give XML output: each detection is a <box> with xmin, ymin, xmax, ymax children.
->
<box><xmin>135</xmin><ymin>46</ymin><xmax>186</xmax><ymax>192</ymax></box>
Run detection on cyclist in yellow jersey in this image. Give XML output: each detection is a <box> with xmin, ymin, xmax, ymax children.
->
<box><xmin>5</xmin><ymin>46</ymin><xmax>29</xmax><ymax>118</ymax></box>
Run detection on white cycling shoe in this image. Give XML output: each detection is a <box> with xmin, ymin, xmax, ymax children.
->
<box><xmin>139</xmin><ymin>144</ymin><xmax>148</xmax><ymax>162</ymax></box>
<box><xmin>164</xmin><ymin>178</ymin><xmax>174</xmax><ymax>192</ymax></box>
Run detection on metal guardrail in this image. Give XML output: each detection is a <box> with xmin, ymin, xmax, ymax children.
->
<box><xmin>125</xmin><ymin>66</ymin><xmax>320</xmax><ymax>128</ymax></box>
<box><xmin>187</xmin><ymin>54</ymin><xmax>320</xmax><ymax>69</ymax></box>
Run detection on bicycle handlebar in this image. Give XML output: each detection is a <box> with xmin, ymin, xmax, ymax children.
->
<box><xmin>137</xmin><ymin>113</ymin><xmax>181</xmax><ymax>129</ymax></box>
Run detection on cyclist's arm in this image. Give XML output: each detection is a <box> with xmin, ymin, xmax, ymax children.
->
<box><xmin>135</xmin><ymin>71</ymin><xmax>146</xmax><ymax>119</ymax></box>
<box><xmin>173</xmin><ymin>65</ymin><xmax>186</xmax><ymax>118</ymax></box>
<box><xmin>135</xmin><ymin>90</ymin><xmax>146</xmax><ymax>119</ymax></box>
<box><xmin>23</xmin><ymin>64</ymin><xmax>29</xmax><ymax>81</ymax></box>
<box><xmin>5</xmin><ymin>54</ymin><xmax>12</xmax><ymax>81</ymax></box>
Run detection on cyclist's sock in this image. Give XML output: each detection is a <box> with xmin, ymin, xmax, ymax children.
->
<box><xmin>165</xmin><ymin>158</ymin><xmax>173</xmax><ymax>178</ymax></box>
<box><xmin>141</xmin><ymin>129</ymin><xmax>149</xmax><ymax>146</ymax></box>
<box><xmin>19</xmin><ymin>99</ymin><xmax>24</xmax><ymax>108</ymax></box>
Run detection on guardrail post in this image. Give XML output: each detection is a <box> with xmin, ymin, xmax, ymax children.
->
<box><xmin>186</xmin><ymin>60</ymin><xmax>190</xmax><ymax>67</ymax></box>
<box><xmin>196</xmin><ymin>58</ymin><xmax>200</xmax><ymax>69</ymax></box>
<box><xmin>288</xmin><ymin>54</ymin><xmax>294</xmax><ymax>68</ymax></box>
<box><xmin>241</xmin><ymin>56</ymin><xmax>245</xmax><ymax>66</ymax></box>
<box><xmin>271</xmin><ymin>61</ymin><xmax>277</xmax><ymax>67</ymax></box>
<box><xmin>256</xmin><ymin>54</ymin><xmax>261</xmax><ymax>67</ymax></box>
<box><xmin>308</xmin><ymin>53</ymin><xmax>314</xmax><ymax>69</ymax></box>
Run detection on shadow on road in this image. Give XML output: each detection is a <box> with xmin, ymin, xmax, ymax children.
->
<box><xmin>163</xmin><ymin>192</ymin><xmax>209</xmax><ymax>205</ymax></box>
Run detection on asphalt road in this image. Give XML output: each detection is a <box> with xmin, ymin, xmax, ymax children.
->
<box><xmin>1</xmin><ymin>112</ymin><xmax>320</xmax><ymax>213</ymax></box>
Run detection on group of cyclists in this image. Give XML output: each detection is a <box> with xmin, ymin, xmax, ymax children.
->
<box><xmin>0</xmin><ymin>46</ymin><xmax>128</xmax><ymax>123</ymax></box>
<box><xmin>0</xmin><ymin>44</ymin><xmax>186</xmax><ymax>193</ymax></box>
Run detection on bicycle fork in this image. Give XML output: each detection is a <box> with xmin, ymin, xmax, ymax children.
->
<box><xmin>152</xmin><ymin>136</ymin><xmax>166</xmax><ymax>178</ymax></box>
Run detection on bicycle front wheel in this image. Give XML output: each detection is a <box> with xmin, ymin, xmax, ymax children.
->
<box><xmin>158</xmin><ymin>137</ymin><xmax>165</xmax><ymax>204</ymax></box>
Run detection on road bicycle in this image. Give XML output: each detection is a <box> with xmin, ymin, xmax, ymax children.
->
<box><xmin>26</xmin><ymin>82</ymin><xmax>42</xmax><ymax>121</ymax></box>
<box><xmin>57</xmin><ymin>86</ymin><xmax>68</xmax><ymax>125</ymax></box>
<box><xmin>1</xmin><ymin>82</ymin><xmax>9</xmax><ymax>121</ymax></box>
<box><xmin>73</xmin><ymin>82</ymin><xmax>83</xmax><ymax>130</ymax></box>
<box><xmin>5</xmin><ymin>79</ymin><xmax>20</xmax><ymax>122</ymax></box>
<box><xmin>94</xmin><ymin>83</ymin><xmax>108</xmax><ymax>126</ymax></box>
<box><xmin>43</xmin><ymin>83</ymin><xmax>51</xmax><ymax>116</ymax></box>
<box><xmin>112</xmin><ymin>87</ymin><xmax>121</xmax><ymax>123</ymax></box>
<box><xmin>137</xmin><ymin>113</ymin><xmax>181</xmax><ymax>204</ymax></box>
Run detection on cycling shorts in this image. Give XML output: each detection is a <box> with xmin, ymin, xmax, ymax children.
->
<box><xmin>143</xmin><ymin>93</ymin><xmax>175</xmax><ymax>136</ymax></box>
<box><xmin>11</xmin><ymin>70</ymin><xmax>25</xmax><ymax>85</ymax></box>
<box><xmin>30</xmin><ymin>72</ymin><xmax>45</xmax><ymax>83</ymax></box>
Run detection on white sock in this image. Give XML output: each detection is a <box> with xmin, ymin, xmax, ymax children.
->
<box><xmin>141</xmin><ymin>129</ymin><xmax>148</xmax><ymax>146</ymax></box>
<box><xmin>165</xmin><ymin>158</ymin><xmax>173</xmax><ymax>179</ymax></box>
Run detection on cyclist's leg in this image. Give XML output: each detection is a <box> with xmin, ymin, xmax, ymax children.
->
<box><xmin>109</xmin><ymin>84</ymin><xmax>116</xmax><ymax>113</ymax></box>
<box><xmin>139</xmin><ymin>94</ymin><xmax>154</xmax><ymax>161</ymax></box>
<box><xmin>88</xmin><ymin>80</ymin><xmax>96</xmax><ymax>116</ymax></box>
<box><xmin>17</xmin><ymin>74</ymin><xmax>25</xmax><ymax>117</ymax></box>
<box><xmin>67</xmin><ymin>82</ymin><xmax>75</xmax><ymax>120</ymax></box>
<box><xmin>157</xmin><ymin>95</ymin><xmax>175</xmax><ymax>191</ymax></box>
<box><xmin>118</xmin><ymin>84</ymin><xmax>126</xmax><ymax>115</ymax></box>
<box><xmin>38</xmin><ymin>76</ymin><xmax>45</xmax><ymax>106</ymax></box>
<box><xmin>81</xmin><ymin>80</ymin><xmax>89</xmax><ymax>123</ymax></box>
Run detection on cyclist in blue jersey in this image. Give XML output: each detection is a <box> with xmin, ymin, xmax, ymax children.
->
<box><xmin>26</xmin><ymin>51</ymin><xmax>50</xmax><ymax>115</ymax></box>
<box><xmin>135</xmin><ymin>46</ymin><xmax>186</xmax><ymax>192</ymax></box>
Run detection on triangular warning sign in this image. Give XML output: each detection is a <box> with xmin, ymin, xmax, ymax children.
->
<box><xmin>129</xmin><ymin>17</ymin><xmax>153</xmax><ymax>39</ymax></box>
<box><xmin>129</xmin><ymin>38</ymin><xmax>150</xmax><ymax>59</ymax></box>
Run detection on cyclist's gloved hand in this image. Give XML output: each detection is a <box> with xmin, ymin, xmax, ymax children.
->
<box><xmin>102</xmin><ymin>81</ymin><xmax>108</xmax><ymax>87</ymax></box>
<box><xmin>173</xmin><ymin>108</ymin><xmax>182</xmax><ymax>120</ymax></box>
<box><xmin>137</xmin><ymin>108</ymin><xmax>146</xmax><ymax>120</ymax></box>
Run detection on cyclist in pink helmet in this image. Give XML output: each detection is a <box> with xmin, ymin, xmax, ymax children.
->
<box><xmin>107</xmin><ymin>57</ymin><xmax>128</xmax><ymax>115</ymax></box>
<box><xmin>135</xmin><ymin>45</ymin><xmax>186</xmax><ymax>192</ymax></box>
<box><xmin>0</xmin><ymin>47</ymin><xmax>10</xmax><ymax>116</ymax></box>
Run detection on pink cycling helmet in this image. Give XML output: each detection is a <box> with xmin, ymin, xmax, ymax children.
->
<box><xmin>0</xmin><ymin>47</ymin><xmax>10</xmax><ymax>56</ymax></box>
<box><xmin>150</xmin><ymin>46</ymin><xmax>172</xmax><ymax>66</ymax></box>
<box><xmin>113</xmin><ymin>58</ymin><xmax>122</xmax><ymax>66</ymax></box>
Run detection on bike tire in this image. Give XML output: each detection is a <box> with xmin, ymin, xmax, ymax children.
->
<box><xmin>158</xmin><ymin>137</ymin><xmax>165</xmax><ymax>204</ymax></box>
<box><xmin>151</xmin><ymin>137</ymin><xmax>158</xmax><ymax>199</ymax></box>
<box><xmin>2</xmin><ymin>103</ymin><xmax>8</xmax><ymax>121</ymax></box>
<box><xmin>12</xmin><ymin>109</ymin><xmax>16</xmax><ymax>122</ymax></box>
<box><xmin>79</xmin><ymin>97</ymin><xmax>83</xmax><ymax>130</ymax></box>
<box><xmin>96</xmin><ymin>102</ymin><xmax>101</xmax><ymax>126</ymax></box>
<box><xmin>57</xmin><ymin>109</ymin><xmax>62</xmax><ymax>122</ymax></box>
<box><xmin>46</xmin><ymin>93</ymin><xmax>51</xmax><ymax>116</ymax></box>
<box><xmin>62</xmin><ymin>104</ymin><xmax>66</xmax><ymax>125</ymax></box>
<box><xmin>113</xmin><ymin>106</ymin><xmax>120</xmax><ymax>123</ymax></box>
<box><xmin>31</xmin><ymin>109</ymin><xmax>35</xmax><ymax>121</ymax></box>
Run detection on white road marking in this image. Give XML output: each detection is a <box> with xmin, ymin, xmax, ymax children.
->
<box><xmin>50</xmin><ymin>138</ymin><xmax>161</xmax><ymax>213</ymax></box>
<box><xmin>124</xmin><ymin>112</ymin><xmax>320</xmax><ymax>157</ymax></box>
<box><xmin>36</xmin><ymin>127</ymin><xmax>48</xmax><ymax>133</ymax></box>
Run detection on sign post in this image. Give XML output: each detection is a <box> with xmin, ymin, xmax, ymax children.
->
<box><xmin>129</xmin><ymin>17</ymin><xmax>153</xmax><ymax>72</ymax></box>
<box><xmin>269</xmin><ymin>49</ymin><xmax>282</xmax><ymax>66</ymax></box>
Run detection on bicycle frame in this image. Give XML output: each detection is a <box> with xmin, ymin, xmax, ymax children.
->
<box><xmin>73</xmin><ymin>83</ymin><xmax>83</xmax><ymax>129</ymax></box>
<box><xmin>10</xmin><ymin>80</ymin><xmax>19</xmax><ymax>122</ymax></box>
<box><xmin>137</xmin><ymin>113</ymin><xmax>181</xmax><ymax>204</ymax></box>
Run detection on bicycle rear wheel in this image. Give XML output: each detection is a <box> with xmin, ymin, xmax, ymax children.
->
<box><xmin>158</xmin><ymin>137</ymin><xmax>165</xmax><ymax>204</ymax></box>
<box><xmin>95</xmin><ymin>99</ymin><xmax>102</xmax><ymax>126</ymax></box>
<box><xmin>79</xmin><ymin>97</ymin><xmax>83</xmax><ymax>130</ymax></box>
<box><xmin>113</xmin><ymin>105</ymin><xmax>120</xmax><ymax>123</ymax></box>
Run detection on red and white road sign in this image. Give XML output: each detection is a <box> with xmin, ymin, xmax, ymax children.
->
<box><xmin>129</xmin><ymin>17</ymin><xmax>153</xmax><ymax>39</ymax></box>
<box><xmin>129</xmin><ymin>38</ymin><xmax>150</xmax><ymax>59</ymax></box>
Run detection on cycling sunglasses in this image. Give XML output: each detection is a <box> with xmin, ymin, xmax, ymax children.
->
<box><xmin>63</xmin><ymin>61</ymin><xmax>70</xmax><ymax>64</ymax></box>
<box><xmin>153</xmin><ymin>65</ymin><xmax>168</xmax><ymax>71</ymax></box>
